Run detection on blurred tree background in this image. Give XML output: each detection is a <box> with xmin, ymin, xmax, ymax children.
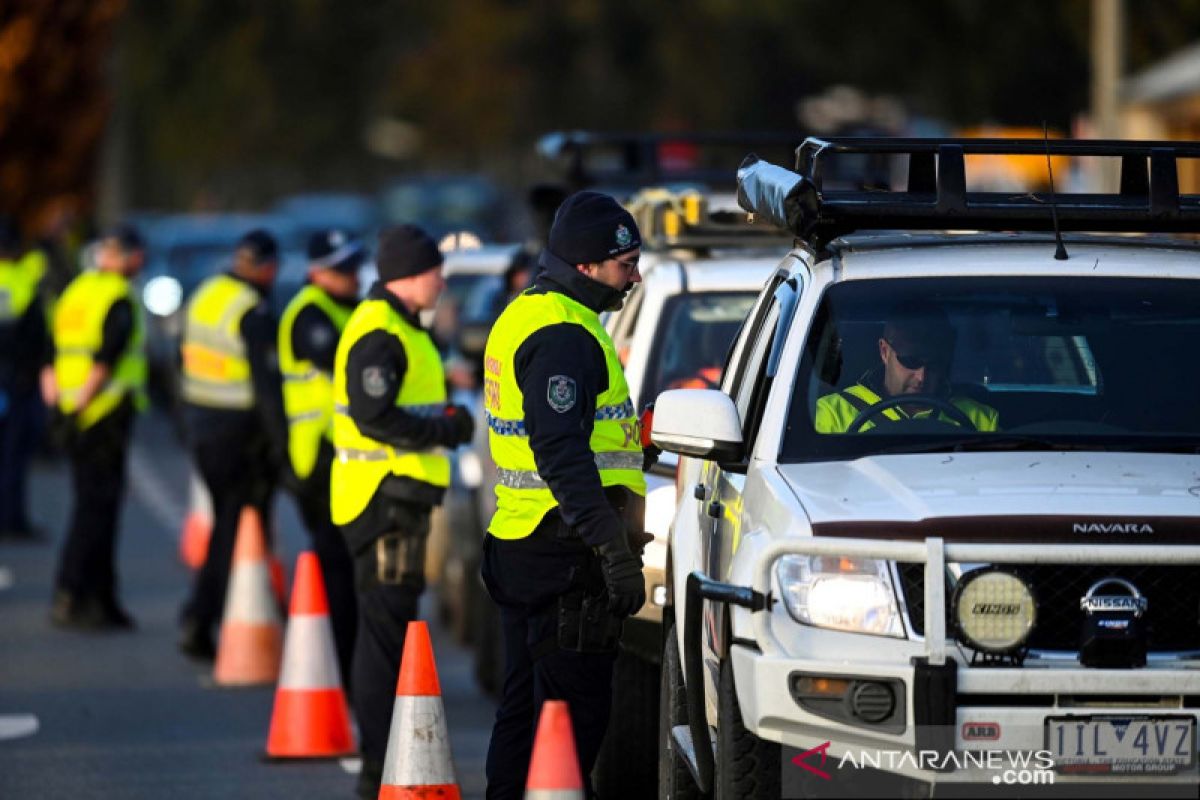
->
<box><xmin>6</xmin><ymin>0</ymin><xmax>1200</xmax><ymax>224</ymax></box>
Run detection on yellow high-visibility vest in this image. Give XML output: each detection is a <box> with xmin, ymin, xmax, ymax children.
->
<box><xmin>0</xmin><ymin>252</ymin><xmax>41</xmax><ymax>323</ymax></box>
<box><xmin>52</xmin><ymin>270</ymin><xmax>146</xmax><ymax>430</ymax></box>
<box><xmin>484</xmin><ymin>290</ymin><xmax>645</xmax><ymax>540</ymax></box>
<box><xmin>330</xmin><ymin>297</ymin><xmax>449</xmax><ymax>526</ymax></box>
<box><xmin>180</xmin><ymin>274</ymin><xmax>259</xmax><ymax>409</ymax></box>
<box><xmin>814</xmin><ymin>383</ymin><xmax>1000</xmax><ymax>433</ymax></box>
<box><xmin>279</xmin><ymin>285</ymin><xmax>354</xmax><ymax>480</ymax></box>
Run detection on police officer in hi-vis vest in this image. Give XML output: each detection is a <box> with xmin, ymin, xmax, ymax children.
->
<box><xmin>330</xmin><ymin>224</ymin><xmax>474</xmax><ymax>799</ymax></box>
<box><xmin>0</xmin><ymin>217</ymin><xmax>50</xmax><ymax>541</ymax></box>
<box><xmin>482</xmin><ymin>192</ymin><xmax>651</xmax><ymax>799</ymax></box>
<box><xmin>45</xmin><ymin>224</ymin><xmax>147</xmax><ymax>629</ymax></box>
<box><xmin>178</xmin><ymin>229</ymin><xmax>287</xmax><ymax>659</ymax></box>
<box><xmin>278</xmin><ymin>229</ymin><xmax>362</xmax><ymax>683</ymax></box>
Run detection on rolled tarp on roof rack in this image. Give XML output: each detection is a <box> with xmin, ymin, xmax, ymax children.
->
<box><xmin>737</xmin><ymin>137</ymin><xmax>1200</xmax><ymax>247</ymax></box>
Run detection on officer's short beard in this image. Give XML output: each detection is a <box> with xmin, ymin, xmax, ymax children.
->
<box><xmin>607</xmin><ymin>281</ymin><xmax>635</xmax><ymax>311</ymax></box>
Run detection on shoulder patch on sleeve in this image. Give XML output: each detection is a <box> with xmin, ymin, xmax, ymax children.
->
<box><xmin>363</xmin><ymin>366</ymin><xmax>387</xmax><ymax>398</ymax></box>
<box><xmin>547</xmin><ymin>374</ymin><xmax>577</xmax><ymax>413</ymax></box>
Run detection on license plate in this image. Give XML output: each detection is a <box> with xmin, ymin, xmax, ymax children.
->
<box><xmin>1045</xmin><ymin>715</ymin><xmax>1196</xmax><ymax>775</ymax></box>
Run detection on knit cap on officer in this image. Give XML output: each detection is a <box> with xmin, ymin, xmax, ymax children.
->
<box><xmin>548</xmin><ymin>190</ymin><xmax>641</xmax><ymax>266</ymax></box>
<box><xmin>375</xmin><ymin>224</ymin><xmax>443</xmax><ymax>282</ymax></box>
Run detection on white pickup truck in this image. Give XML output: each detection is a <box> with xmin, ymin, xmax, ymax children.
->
<box><xmin>652</xmin><ymin>138</ymin><xmax>1200</xmax><ymax>798</ymax></box>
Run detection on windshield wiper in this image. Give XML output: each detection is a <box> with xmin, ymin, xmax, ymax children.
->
<box><xmin>870</xmin><ymin>435</ymin><xmax>1088</xmax><ymax>455</ymax></box>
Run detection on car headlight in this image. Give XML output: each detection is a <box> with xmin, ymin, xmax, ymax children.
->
<box><xmin>775</xmin><ymin>555</ymin><xmax>904</xmax><ymax>638</ymax></box>
<box><xmin>458</xmin><ymin>450</ymin><xmax>482</xmax><ymax>488</ymax></box>
<box><xmin>142</xmin><ymin>276</ymin><xmax>183</xmax><ymax>317</ymax></box>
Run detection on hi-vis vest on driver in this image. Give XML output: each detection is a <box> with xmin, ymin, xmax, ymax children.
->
<box><xmin>484</xmin><ymin>291</ymin><xmax>645</xmax><ymax>540</ymax></box>
<box><xmin>330</xmin><ymin>298</ymin><xmax>449</xmax><ymax>526</ymax></box>
<box><xmin>814</xmin><ymin>383</ymin><xmax>999</xmax><ymax>433</ymax></box>
<box><xmin>279</xmin><ymin>286</ymin><xmax>354</xmax><ymax>480</ymax></box>
<box><xmin>181</xmin><ymin>275</ymin><xmax>259</xmax><ymax>409</ymax></box>
<box><xmin>52</xmin><ymin>271</ymin><xmax>146</xmax><ymax>430</ymax></box>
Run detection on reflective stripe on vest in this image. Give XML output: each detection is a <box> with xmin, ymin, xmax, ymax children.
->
<box><xmin>483</xmin><ymin>290</ymin><xmax>645</xmax><ymax>541</ymax></box>
<box><xmin>52</xmin><ymin>270</ymin><xmax>146</xmax><ymax>430</ymax></box>
<box><xmin>278</xmin><ymin>286</ymin><xmax>354</xmax><ymax>480</ymax></box>
<box><xmin>484</xmin><ymin>398</ymin><xmax>634</xmax><ymax>437</ymax></box>
<box><xmin>181</xmin><ymin>275</ymin><xmax>259</xmax><ymax>409</ymax></box>
<box><xmin>330</xmin><ymin>298</ymin><xmax>449</xmax><ymax>526</ymax></box>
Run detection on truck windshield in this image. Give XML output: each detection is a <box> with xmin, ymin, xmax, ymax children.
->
<box><xmin>782</xmin><ymin>276</ymin><xmax>1200</xmax><ymax>460</ymax></box>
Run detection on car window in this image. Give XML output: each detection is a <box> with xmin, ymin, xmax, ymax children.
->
<box><xmin>783</xmin><ymin>276</ymin><xmax>1200</xmax><ymax>460</ymax></box>
<box><xmin>641</xmin><ymin>291</ymin><xmax>756</xmax><ymax>404</ymax></box>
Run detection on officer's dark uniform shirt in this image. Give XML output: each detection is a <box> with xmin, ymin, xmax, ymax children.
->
<box><xmin>0</xmin><ymin>294</ymin><xmax>50</xmax><ymax>393</ymax></box>
<box><xmin>510</xmin><ymin>251</ymin><xmax>627</xmax><ymax>548</ymax></box>
<box><xmin>183</xmin><ymin>274</ymin><xmax>287</xmax><ymax>456</ymax></box>
<box><xmin>290</xmin><ymin>291</ymin><xmax>356</xmax><ymax>374</ymax></box>
<box><xmin>343</xmin><ymin>282</ymin><xmax>464</xmax><ymax>507</ymax></box>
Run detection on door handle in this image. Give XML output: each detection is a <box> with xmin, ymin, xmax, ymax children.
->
<box><xmin>693</xmin><ymin>484</ymin><xmax>706</xmax><ymax>501</ymax></box>
<box><xmin>706</xmin><ymin>500</ymin><xmax>723</xmax><ymax>519</ymax></box>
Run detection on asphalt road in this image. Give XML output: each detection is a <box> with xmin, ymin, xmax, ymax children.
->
<box><xmin>0</xmin><ymin>409</ymin><xmax>496</xmax><ymax>799</ymax></box>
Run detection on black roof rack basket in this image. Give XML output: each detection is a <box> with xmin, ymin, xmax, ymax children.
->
<box><xmin>737</xmin><ymin>137</ymin><xmax>1200</xmax><ymax>247</ymax></box>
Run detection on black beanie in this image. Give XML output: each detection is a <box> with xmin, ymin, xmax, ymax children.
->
<box><xmin>238</xmin><ymin>229</ymin><xmax>279</xmax><ymax>263</ymax></box>
<box><xmin>376</xmin><ymin>224</ymin><xmax>443</xmax><ymax>281</ymax></box>
<box><xmin>548</xmin><ymin>191</ymin><xmax>641</xmax><ymax>265</ymax></box>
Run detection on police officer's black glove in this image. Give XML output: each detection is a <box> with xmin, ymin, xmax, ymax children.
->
<box><xmin>639</xmin><ymin>402</ymin><xmax>660</xmax><ymax>471</ymax></box>
<box><xmin>595</xmin><ymin>531</ymin><xmax>645</xmax><ymax>618</ymax></box>
<box><xmin>443</xmin><ymin>404</ymin><xmax>475</xmax><ymax>446</ymax></box>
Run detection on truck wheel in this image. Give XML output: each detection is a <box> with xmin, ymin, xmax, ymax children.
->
<box><xmin>593</xmin><ymin>646</ymin><xmax>661</xmax><ymax>796</ymax></box>
<box><xmin>715</xmin><ymin>655</ymin><xmax>779</xmax><ymax>799</ymax></box>
<box><xmin>658</xmin><ymin>623</ymin><xmax>704</xmax><ymax>800</ymax></box>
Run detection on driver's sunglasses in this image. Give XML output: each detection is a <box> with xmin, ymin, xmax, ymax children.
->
<box><xmin>888</xmin><ymin>341</ymin><xmax>947</xmax><ymax>371</ymax></box>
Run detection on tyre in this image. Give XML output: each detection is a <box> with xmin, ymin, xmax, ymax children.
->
<box><xmin>593</xmin><ymin>646</ymin><xmax>662</xmax><ymax>796</ymax></box>
<box><xmin>714</xmin><ymin>654</ymin><xmax>779</xmax><ymax>799</ymax></box>
<box><xmin>658</xmin><ymin>623</ymin><xmax>703</xmax><ymax>800</ymax></box>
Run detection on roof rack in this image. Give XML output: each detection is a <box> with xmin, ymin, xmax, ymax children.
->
<box><xmin>537</xmin><ymin>130</ymin><xmax>804</xmax><ymax>192</ymax></box>
<box><xmin>737</xmin><ymin>137</ymin><xmax>1200</xmax><ymax>247</ymax></box>
<box><xmin>625</xmin><ymin>187</ymin><xmax>792</xmax><ymax>251</ymax></box>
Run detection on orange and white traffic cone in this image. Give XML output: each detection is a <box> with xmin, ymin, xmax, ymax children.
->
<box><xmin>213</xmin><ymin>506</ymin><xmax>283</xmax><ymax>686</ymax></box>
<box><xmin>266</xmin><ymin>551</ymin><xmax>355</xmax><ymax>758</ymax></box>
<box><xmin>525</xmin><ymin>700</ymin><xmax>584</xmax><ymax>800</ymax></box>
<box><xmin>179</xmin><ymin>470</ymin><xmax>212</xmax><ymax>570</ymax></box>
<box><xmin>378</xmin><ymin>620</ymin><xmax>459</xmax><ymax>799</ymax></box>
<box><xmin>523</xmin><ymin>700</ymin><xmax>583</xmax><ymax>800</ymax></box>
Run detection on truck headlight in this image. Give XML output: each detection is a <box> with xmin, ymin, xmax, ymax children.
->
<box><xmin>775</xmin><ymin>555</ymin><xmax>904</xmax><ymax>638</ymax></box>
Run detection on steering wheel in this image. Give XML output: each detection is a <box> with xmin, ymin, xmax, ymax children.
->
<box><xmin>847</xmin><ymin>394</ymin><xmax>977</xmax><ymax>433</ymax></box>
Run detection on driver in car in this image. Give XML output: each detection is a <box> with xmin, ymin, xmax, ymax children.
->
<box><xmin>815</xmin><ymin>301</ymin><xmax>999</xmax><ymax>433</ymax></box>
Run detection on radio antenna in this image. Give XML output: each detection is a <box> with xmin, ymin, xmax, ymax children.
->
<box><xmin>1044</xmin><ymin>122</ymin><xmax>1069</xmax><ymax>261</ymax></box>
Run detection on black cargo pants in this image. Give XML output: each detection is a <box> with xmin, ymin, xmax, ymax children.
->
<box><xmin>55</xmin><ymin>400</ymin><xmax>133</xmax><ymax>606</ymax></box>
<box><xmin>480</xmin><ymin>523</ymin><xmax>617</xmax><ymax>800</ymax></box>
<box><xmin>341</xmin><ymin>495</ymin><xmax>430</xmax><ymax>797</ymax></box>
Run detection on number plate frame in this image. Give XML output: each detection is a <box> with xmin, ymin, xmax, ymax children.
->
<box><xmin>1044</xmin><ymin>714</ymin><xmax>1197</xmax><ymax>775</ymax></box>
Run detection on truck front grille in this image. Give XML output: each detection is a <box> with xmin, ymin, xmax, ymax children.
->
<box><xmin>898</xmin><ymin>563</ymin><xmax>1200</xmax><ymax>653</ymax></box>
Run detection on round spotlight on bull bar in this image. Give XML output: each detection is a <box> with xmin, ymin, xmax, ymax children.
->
<box><xmin>951</xmin><ymin>568</ymin><xmax>1036</xmax><ymax>657</ymax></box>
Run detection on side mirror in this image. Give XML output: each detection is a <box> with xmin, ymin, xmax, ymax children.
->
<box><xmin>650</xmin><ymin>389</ymin><xmax>744</xmax><ymax>462</ymax></box>
<box><xmin>456</xmin><ymin>321</ymin><xmax>491</xmax><ymax>361</ymax></box>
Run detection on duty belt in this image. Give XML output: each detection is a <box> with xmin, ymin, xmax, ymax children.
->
<box><xmin>486</xmin><ymin>399</ymin><xmax>634</xmax><ymax>437</ymax></box>
<box><xmin>495</xmin><ymin>450</ymin><xmax>643</xmax><ymax>489</ymax></box>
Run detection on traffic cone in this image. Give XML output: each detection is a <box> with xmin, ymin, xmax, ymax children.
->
<box><xmin>266</xmin><ymin>552</ymin><xmax>354</xmax><ymax>758</ymax></box>
<box><xmin>213</xmin><ymin>506</ymin><xmax>283</xmax><ymax>686</ymax></box>
<box><xmin>525</xmin><ymin>700</ymin><xmax>584</xmax><ymax>800</ymax></box>
<box><xmin>179</xmin><ymin>471</ymin><xmax>212</xmax><ymax>570</ymax></box>
<box><xmin>378</xmin><ymin>621</ymin><xmax>459</xmax><ymax>799</ymax></box>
